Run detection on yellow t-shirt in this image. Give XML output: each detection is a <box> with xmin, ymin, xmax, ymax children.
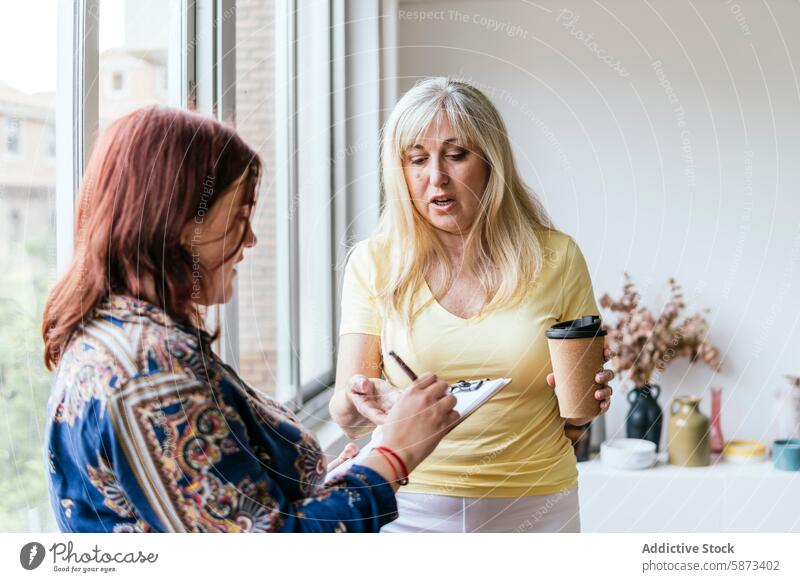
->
<box><xmin>338</xmin><ymin>230</ymin><xmax>600</xmax><ymax>498</ymax></box>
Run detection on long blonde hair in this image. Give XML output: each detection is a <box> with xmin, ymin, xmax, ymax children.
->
<box><xmin>371</xmin><ymin>77</ymin><xmax>553</xmax><ymax>333</ymax></box>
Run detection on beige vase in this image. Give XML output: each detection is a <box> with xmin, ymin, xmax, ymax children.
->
<box><xmin>668</xmin><ymin>396</ymin><xmax>710</xmax><ymax>467</ymax></box>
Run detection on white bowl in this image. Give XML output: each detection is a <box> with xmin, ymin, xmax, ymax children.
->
<box><xmin>601</xmin><ymin>438</ymin><xmax>657</xmax><ymax>470</ymax></box>
<box><xmin>723</xmin><ymin>440</ymin><xmax>768</xmax><ymax>464</ymax></box>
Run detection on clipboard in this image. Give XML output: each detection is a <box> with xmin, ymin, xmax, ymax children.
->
<box><xmin>447</xmin><ymin>377</ymin><xmax>512</xmax><ymax>426</ymax></box>
<box><xmin>325</xmin><ymin>377</ymin><xmax>511</xmax><ymax>480</ymax></box>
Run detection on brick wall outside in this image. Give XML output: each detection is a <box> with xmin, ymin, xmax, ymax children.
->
<box><xmin>235</xmin><ymin>0</ymin><xmax>277</xmax><ymax>396</ymax></box>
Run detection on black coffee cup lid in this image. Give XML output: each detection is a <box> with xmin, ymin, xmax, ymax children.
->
<box><xmin>545</xmin><ymin>315</ymin><xmax>607</xmax><ymax>339</ymax></box>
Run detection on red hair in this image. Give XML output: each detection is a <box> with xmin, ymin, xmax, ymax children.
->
<box><xmin>42</xmin><ymin>106</ymin><xmax>261</xmax><ymax>370</ymax></box>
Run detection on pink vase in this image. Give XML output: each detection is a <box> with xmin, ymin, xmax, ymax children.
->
<box><xmin>710</xmin><ymin>387</ymin><xmax>724</xmax><ymax>454</ymax></box>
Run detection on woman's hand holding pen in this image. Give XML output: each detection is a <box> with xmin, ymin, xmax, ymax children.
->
<box><xmin>346</xmin><ymin>375</ymin><xmax>402</xmax><ymax>425</ymax></box>
<box><xmin>357</xmin><ymin>372</ymin><xmax>458</xmax><ymax>490</ymax></box>
<box><xmin>379</xmin><ymin>372</ymin><xmax>459</xmax><ymax>472</ymax></box>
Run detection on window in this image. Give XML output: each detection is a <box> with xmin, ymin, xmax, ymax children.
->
<box><xmin>296</xmin><ymin>0</ymin><xmax>334</xmax><ymax>399</ymax></box>
<box><xmin>6</xmin><ymin>117</ymin><xmax>21</xmax><ymax>156</ymax></box>
<box><xmin>0</xmin><ymin>0</ymin><xmax>179</xmax><ymax>533</ymax></box>
<box><xmin>235</xmin><ymin>0</ymin><xmax>338</xmax><ymax>408</ymax></box>
<box><xmin>1</xmin><ymin>0</ymin><xmax>351</xmax><ymax>533</ymax></box>
<box><xmin>0</xmin><ymin>0</ymin><xmax>58</xmax><ymax>532</ymax></box>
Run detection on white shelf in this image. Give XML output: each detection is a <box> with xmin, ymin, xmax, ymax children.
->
<box><xmin>577</xmin><ymin>453</ymin><xmax>800</xmax><ymax>532</ymax></box>
<box><xmin>579</xmin><ymin>452</ymin><xmax>800</xmax><ymax>478</ymax></box>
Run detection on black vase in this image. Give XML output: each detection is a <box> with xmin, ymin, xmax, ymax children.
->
<box><xmin>625</xmin><ymin>384</ymin><xmax>663</xmax><ymax>451</ymax></box>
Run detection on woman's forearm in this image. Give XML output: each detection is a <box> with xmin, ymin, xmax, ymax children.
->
<box><xmin>334</xmin><ymin>335</ymin><xmax>385</xmax><ymax>438</ymax></box>
<box><xmin>359</xmin><ymin>454</ymin><xmax>402</xmax><ymax>493</ymax></box>
<box><xmin>329</xmin><ymin>389</ymin><xmax>375</xmax><ymax>439</ymax></box>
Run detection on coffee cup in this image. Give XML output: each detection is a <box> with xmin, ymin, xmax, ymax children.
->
<box><xmin>545</xmin><ymin>315</ymin><xmax>607</xmax><ymax>420</ymax></box>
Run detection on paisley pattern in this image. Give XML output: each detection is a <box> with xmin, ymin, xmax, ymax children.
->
<box><xmin>46</xmin><ymin>294</ymin><xmax>397</xmax><ymax>532</ymax></box>
<box><xmin>60</xmin><ymin>499</ymin><xmax>74</xmax><ymax>519</ymax></box>
<box><xmin>113</xmin><ymin>520</ymin><xmax>152</xmax><ymax>533</ymax></box>
<box><xmin>86</xmin><ymin>451</ymin><xmax>134</xmax><ymax>518</ymax></box>
<box><xmin>51</xmin><ymin>359</ymin><xmax>120</xmax><ymax>427</ymax></box>
<box><xmin>293</xmin><ymin>430</ymin><xmax>327</xmax><ymax>496</ymax></box>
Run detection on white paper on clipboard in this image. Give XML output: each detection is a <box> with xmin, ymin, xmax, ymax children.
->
<box><xmin>325</xmin><ymin>377</ymin><xmax>511</xmax><ymax>481</ymax></box>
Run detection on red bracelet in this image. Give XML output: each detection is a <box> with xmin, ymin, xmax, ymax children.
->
<box><xmin>374</xmin><ymin>446</ymin><xmax>410</xmax><ymax>486</ymax></box>
<box><xmin>374</xmin><ymin>448</ymin><xmax>402</xmax><ymax>484</ymax></box>
<box><xmin>375</xmin><ymin>448</ymin><xmax>409</xmax><ymax>486</ymax></box>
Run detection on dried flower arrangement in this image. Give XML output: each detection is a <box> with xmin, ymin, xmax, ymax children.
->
<box><xmin>598</xmin><ymin>274</ymin><xmax>721</xmax><ymax>389</ymax></box>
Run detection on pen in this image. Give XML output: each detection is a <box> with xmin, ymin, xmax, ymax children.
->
<box><xmin>388</xmin><ymin>350</ymin><xmax>418</xmax><ymax>382</ymax></box>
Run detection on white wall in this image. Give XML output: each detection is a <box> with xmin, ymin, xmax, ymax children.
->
<box><xmin>395</xmin><ymin>0</ymin><xmax>800</xmax><ymax>449</ymax></box>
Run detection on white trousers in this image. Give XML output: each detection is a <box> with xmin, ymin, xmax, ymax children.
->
<box><xmin>381</xmin><ymin>486</ymin><xmax>580</xmax><ymax>533</ymax></box>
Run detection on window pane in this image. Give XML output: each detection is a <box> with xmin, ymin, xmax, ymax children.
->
<box><xmin>6</xmin><ymin>117</ymin><xmax>22</xmax><ymax>155</ymax></box>
<box><xmin>99</xmin><ymin>0</ymin><xmax>171</xmax><ymax>130</ymax></box>
<box><xmin>236</xmin><ymin>0</ymin><xmax>279</xmax><ymax>397</ymax></box>
<box><xmin>0</xmin><ymin>0</ymin><xmax>58</xmax><ymax>532</ymax></box>
<box><xmin>297</xmin><ymin>0</ymin><xmax>333</xmax><ymax>396</ymax></box>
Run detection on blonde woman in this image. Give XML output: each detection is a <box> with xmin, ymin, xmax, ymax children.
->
<box><xmin>330</xmin><ymin>78</ymin><xmax>614</xmax><ymax>533</ymax></box>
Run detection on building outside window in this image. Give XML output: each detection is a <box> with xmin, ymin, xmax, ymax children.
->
<box><xmin>6</xmin><ymin>116</ymin><xmax>21</xmax><ymax>156</ymax></box>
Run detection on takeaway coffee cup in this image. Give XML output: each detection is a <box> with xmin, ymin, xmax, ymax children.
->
<box><xmin>545</xmin><ymin>315</ymin><xmax>608</xmax><ymax>420</ymax></box>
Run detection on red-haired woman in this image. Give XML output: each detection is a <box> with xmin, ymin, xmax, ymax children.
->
<box><xmin>42</xmin><ymin>106</ymin><xmax>457</xmax><ymax>532</ymax></box>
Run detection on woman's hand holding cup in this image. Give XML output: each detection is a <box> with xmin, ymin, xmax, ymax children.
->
<box><xmin>547</xmin><ymin>346</ymin><xmax>614</xmax><ymax>416</ymax></box>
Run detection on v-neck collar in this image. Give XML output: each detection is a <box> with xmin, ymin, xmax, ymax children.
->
<box><xmin>421</xmin><ymin>278</ymin><xmax>499</xmax><ymax>323</ymax></box>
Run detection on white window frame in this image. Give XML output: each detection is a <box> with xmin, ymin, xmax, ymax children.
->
<box><xmin>275</xmin><ymin>0</ymin><xmax>334</xmax><ymax>408</ymax></box>
<box><xmin>273</xmin><ymin>0</ymin><xmax>299</xmax><ymax>406</ymax></box>
<box><xmin>56</xmin><ymin>0</ymin><xmax>98</xmax><ymax>273</ymax></box>
<box><xmin>294</xmin><ymin>0</ymin><xmax>337</xmax><ymax>405</ymax></box>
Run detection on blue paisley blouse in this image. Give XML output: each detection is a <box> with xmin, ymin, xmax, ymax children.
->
<box><xmin>45</xmin><ymin>295</ymin><xmax>398</xmax><ymax>532</ymax></box>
